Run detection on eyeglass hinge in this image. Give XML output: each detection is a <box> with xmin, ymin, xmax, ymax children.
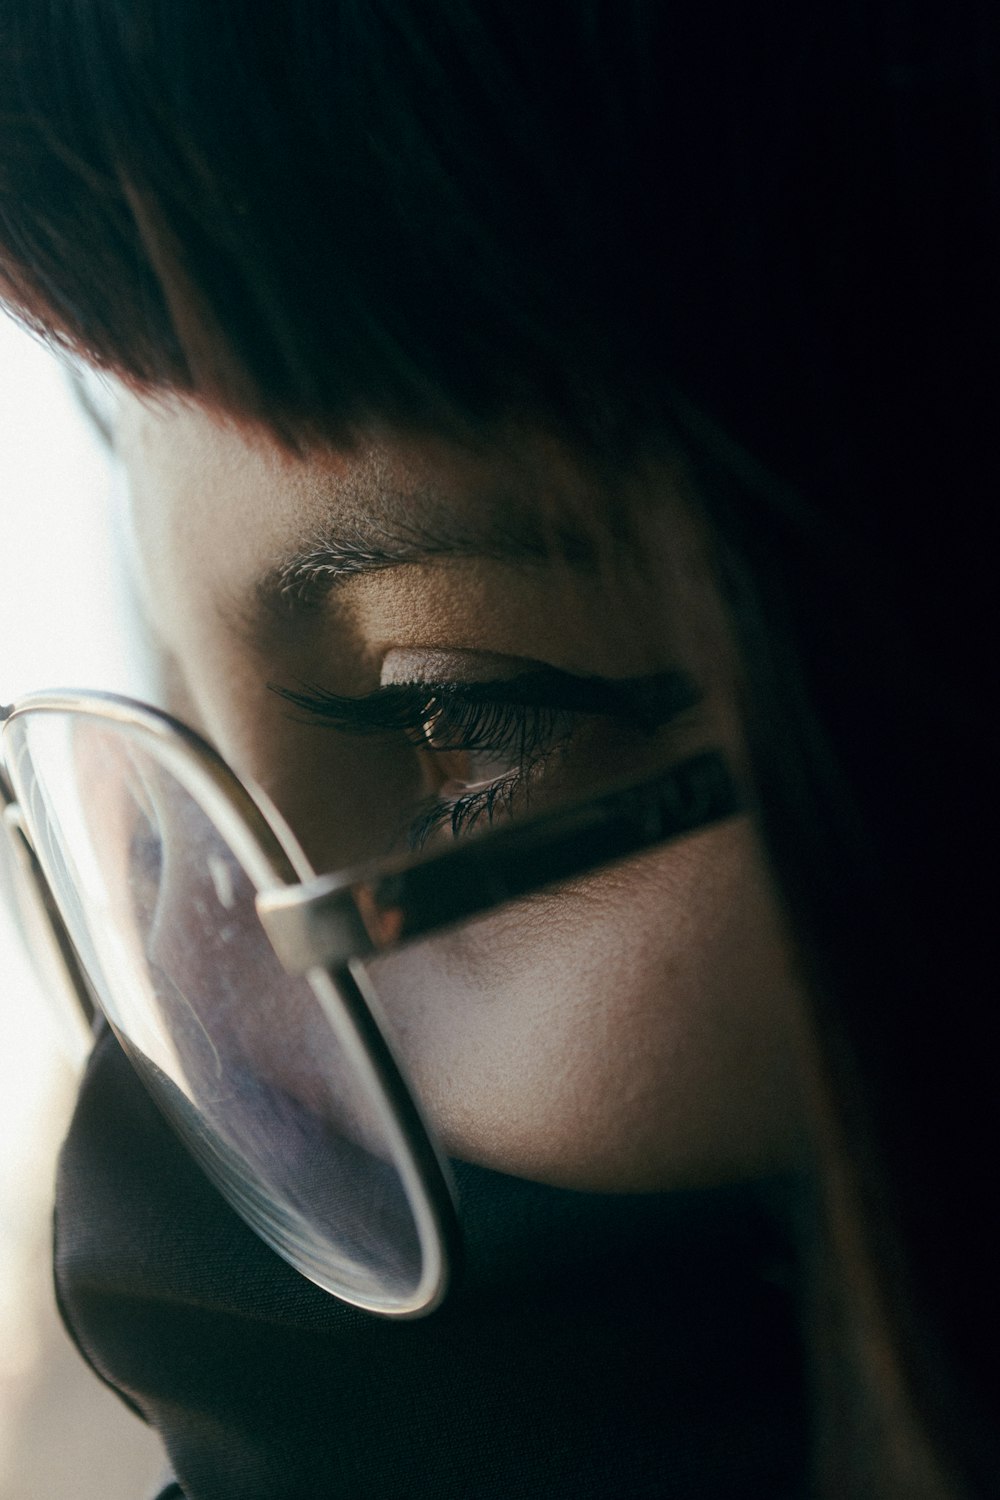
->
<box><xmin>256</xmin><ymin>878</ymin><xmax>375</xmax><ymax>976</ymax></box>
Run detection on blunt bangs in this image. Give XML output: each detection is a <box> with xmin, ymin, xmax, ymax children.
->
<box><xmin>0</xmin><ymin>0</ymin><xmax>996</xmax><ymax>489</ymax></box>
<box><xmin>0</xmin><ymin>1</ymin><xmax>686</xmax><ymax>446</ymax></box>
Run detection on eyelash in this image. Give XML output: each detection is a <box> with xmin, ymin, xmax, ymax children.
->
<box><xmin>271</xmin><ymin>670</ymin><xmax>699</xmax><ymax>848</ymax></box>
<box><xmin>407</xmin><ymin>693</ymin><xmax>576</xmax><ymax>845</ymax></box>
<box><xmin>273</xmin><ymin>682</ymin><xmax>574</xmax><ymax>845</ymax></box>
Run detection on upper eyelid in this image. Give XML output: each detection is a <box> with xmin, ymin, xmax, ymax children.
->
<box><xmin>269</xmin><ymin>667</ymin><xmax>701</xmax><ymax>736</ymax></box>
<box><xmin>268</xmin><ymin>680</ymin><xmax>567</xmax><ymax>749</ymax></box>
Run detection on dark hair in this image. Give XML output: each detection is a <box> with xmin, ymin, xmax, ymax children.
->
<box><xmin>2</xmin><ymin>2</ymin><xmax>997</xmax><ymax>1493</ymax></box>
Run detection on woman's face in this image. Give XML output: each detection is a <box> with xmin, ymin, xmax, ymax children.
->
<box><xmin>115</xmin><ymin>391</ymin><xmax>808</xmax><ymax>1192</ymax></box>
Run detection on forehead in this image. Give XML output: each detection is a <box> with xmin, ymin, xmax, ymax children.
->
<box><xmin>117</xmin><ymin>391</ymin><xmax>700</xmax><ymax>621</ymax></box>
<box><xmin>119</xmin><ymin>392</ymin><xmax>611</xmax><ymax>534</ymax></box>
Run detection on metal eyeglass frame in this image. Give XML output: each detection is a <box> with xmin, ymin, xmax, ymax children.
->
<box><xmin>0</xmin><ymin>688</ymin><xmax>743</xmax><ymax>1315</ymax></box>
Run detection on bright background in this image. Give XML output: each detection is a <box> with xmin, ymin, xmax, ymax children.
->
<box><xmin>0</xmin><ymin>316</ymin><xmax>164</xmax><ymax>1498</ymax></box>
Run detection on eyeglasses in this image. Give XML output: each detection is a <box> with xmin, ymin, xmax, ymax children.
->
<box><xmin>0</xmin><ymin>689</ymin><xmax>741</xmax><ymax>1316</ymax></box>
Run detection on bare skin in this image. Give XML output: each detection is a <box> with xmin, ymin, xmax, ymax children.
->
<box><xmin>115</xmin><ymin>392</ymin><xmax>809</xmax><ymax>1191</ymax></box>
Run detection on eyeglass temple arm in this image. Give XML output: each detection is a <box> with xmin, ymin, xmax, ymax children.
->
<box><xmin>257</xmin><ymin>749</ymin><xmax>742</xmax><ymax>978</ymax></box>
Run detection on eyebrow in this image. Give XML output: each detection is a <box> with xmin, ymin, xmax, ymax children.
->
<box><xmin>257</xmin><ymin>499</ymin><xmax>606</xmax><ymax>615</ymax></box>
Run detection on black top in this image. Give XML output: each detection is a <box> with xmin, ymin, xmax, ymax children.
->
<box><xmin>55</xmin><ymin>1027</ymin><xmax>809</xmax><ymax>1499</ymax></box>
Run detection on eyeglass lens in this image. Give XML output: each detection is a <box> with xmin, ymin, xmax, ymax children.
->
<box><xmin>3</xmin><ymin>709</ymin><xmax>449</xmax><ymax>1314</ymax></box>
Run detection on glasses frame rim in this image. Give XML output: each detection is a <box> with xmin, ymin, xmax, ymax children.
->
<box><xmin>1</xmin><ymin>688</ymin><xmax>461</xmax><ymax>1317</ymax></box>
<box><xmin>1</xmin><ymin>686</ymin><xmax>745</xmax><ymax>1318</ymax></box>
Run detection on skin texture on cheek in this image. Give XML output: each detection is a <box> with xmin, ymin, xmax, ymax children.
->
<box><xmin>116</xmin><ymin>393</ymin><xmax>809</xmax><ymax>1190</ymax></box>
<box><xmin>366</xmin><ymin>822</ymin><xmax>808</xmax><ymax>1191</ymax></box>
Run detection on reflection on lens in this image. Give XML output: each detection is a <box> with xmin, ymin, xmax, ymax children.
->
<box><xmin>4</xmin><ymin>705</ymin><xmax>452</xmax><ymax>1315</ymax></box>
<box><xmin>0</xmin><ymin>797</ymin><xmax>94</xmax><ymax>1064</ymax></box>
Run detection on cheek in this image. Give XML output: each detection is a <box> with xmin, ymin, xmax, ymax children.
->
<box><xmin>363</xmin><ymin>821</ymin><xmax>808</xmax><ymax>1190</ymax></box>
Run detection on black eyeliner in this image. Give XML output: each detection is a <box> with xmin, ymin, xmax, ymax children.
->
<box><xmin>270</xmin><ymin>667</ymin><xmax>699</xmax><ymax>737</ymax></box>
